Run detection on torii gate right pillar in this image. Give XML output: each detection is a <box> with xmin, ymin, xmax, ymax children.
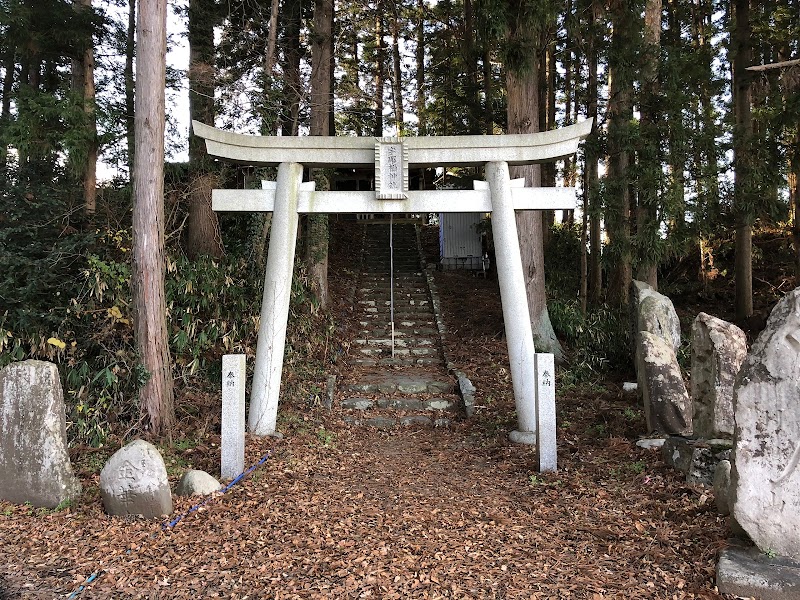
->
<box><xmin>486</xmin><ymin>161</ymin><xmax>538</xmax><ymax>440</ymax></box>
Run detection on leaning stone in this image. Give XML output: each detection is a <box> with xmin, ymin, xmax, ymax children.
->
<box><xmin>714</xmin><ymin>460</ymin><xmax>732</xmax><ymax>516</ymax></box>
<box><xmin>717</xmin><ymin>541</ymin><xmax>800</xmax><ymax>599</ymax></box>
<box><xmin>631</xmin><ymin>280</ymin><xmax>681</xmax><ymax>355</ymax></box>
<box><xmin>691</xmin><ymin>313</ymin><xmax>747</xmax><ymax>439</ymax></box>
<box><xmin>637</xmin><ymin>332</ymin><xmax>692</xmax><ymax>435</ymax></box>
<box><xmin>0</xmin><ymin>360</ymin><xmax>82</xmax><ymax>508</ymax></box>
<box><xmin>639</xmin><ymin>294</ymin><xmax>682</xmax><ymax>354</ymax></box>
<box><xmin>731</xmin><ymin>288</ymin><xmax>800</xmax><ymax>561</ymax></box>
<box><xmin>176</xmin><ymin>470</ymin><xmax>221</xmax><ymax>496</ymax></box>
<box><xmin>100</xmin><ymin>440</ymin><xmax>172</xmax><ymax>518</ymax></box>
<box><xmin>456</xmin><ymin>371</ymin><xmax>476</xmax><ymax>418</ymax></box>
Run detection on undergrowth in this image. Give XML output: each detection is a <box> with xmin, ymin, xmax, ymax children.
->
<box><xmin>1</xmin><ymin>175</ymin><xmax>334</xmax><ymax>446</ymax></box>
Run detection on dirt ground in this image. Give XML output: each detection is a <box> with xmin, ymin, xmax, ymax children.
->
<box><xmin>0</xmin><ymin>223</ymin><xmax>738</xmax><ymax>599</ymax></box>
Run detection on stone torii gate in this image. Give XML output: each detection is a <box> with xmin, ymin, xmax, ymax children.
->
<box><xmin>194</xmin><ymin>119</ymin><xmax>593</xmax><ymax>445</ymax></box>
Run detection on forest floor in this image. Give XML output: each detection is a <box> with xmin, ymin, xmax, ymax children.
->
<box><xmin>3</xmin><ymin>221</ymin><xmax>786</xmax><ymax>599</ymax></box>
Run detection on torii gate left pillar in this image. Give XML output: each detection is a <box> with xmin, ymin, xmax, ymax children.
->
<box><xmin>193</xmin><ymin>119</ymin><xmax>593</xmax><ymax>444</ymax></box>
<box><xmin>249</xmin><ymin>162</ymin><xmax>302</xmax><ymax>435</ymax></box>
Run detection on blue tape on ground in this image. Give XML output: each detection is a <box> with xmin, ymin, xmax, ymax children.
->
<box><xmin>66</xmin><ymin>450</ymin><xmax>273</xmax><ymax>599</ymax></box>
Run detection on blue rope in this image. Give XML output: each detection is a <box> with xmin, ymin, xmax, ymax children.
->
<box><xmin>66</xmin><ymin>451</ymin><xmax>273</xmax><ymax>599</ymax></box>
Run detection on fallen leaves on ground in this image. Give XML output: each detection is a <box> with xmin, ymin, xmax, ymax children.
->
<box><xmin>0</xmin><ymin>235</ymin><xmax>732</xmax><ymax>599</ymax></box>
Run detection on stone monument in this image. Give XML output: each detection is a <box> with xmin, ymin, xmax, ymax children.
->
<box><xmin>731</xmin><ymin>288</ymin><xmax>800</xmax><ymax>560</ymax></box>
<box><xmin>691</xmin><ymin>312</ymin><xmax>747</xmax><ymax>439</ymax></box>
<box><xmin>0</xmin><ymin>360</ymin><xmax>81</xmax><ymax>508</ymax></box>
<box><xmin>100</xmin><ymin>439</ymin><xmax>172</xmax><ymax>518</ymax></box>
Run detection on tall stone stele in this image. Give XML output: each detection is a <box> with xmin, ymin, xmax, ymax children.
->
<box><xmin>731</xmin><ymin>288</ymin><xmax>800</xmax><ymax>561</ymax></box>
<box><xmin>0</xmin><ymin>360</ymin><xmax>82</xmax><ymax>508</ymax></box>
<box><xmin>691</xmin><ymin>313</ymin><xmax>747</xmax><ymax>439</ymax></box>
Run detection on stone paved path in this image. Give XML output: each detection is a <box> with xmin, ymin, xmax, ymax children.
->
<box><xmin>340</xmin><ymin>223</ymin><xmax>462</xmax><ymax>428</ymax></box>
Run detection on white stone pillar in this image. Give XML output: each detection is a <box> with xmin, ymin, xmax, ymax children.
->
<box><xmin>485</xmin><ymin>161</ymin><xmax>538</xmax><ymax>444</ymax></box>
<box><xmin>249</xmin><ymin>162</ymin><xmax>303</xmax><ymax>436</ymax></box>
<box><xmin>221</xmin><ymin>354</ymin><xmax>246</xmax><ymax>479</ymax></box>
<box><xmin>535</xmin><ymin>353</ymin><xmax>557</xmax><ymax>471</ymax></box>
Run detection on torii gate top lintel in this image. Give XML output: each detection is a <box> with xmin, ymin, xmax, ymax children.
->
<box><xmin>191</xmin><ymin>119</ymin><xmax>593</xmax><ymax>168</ymax></box>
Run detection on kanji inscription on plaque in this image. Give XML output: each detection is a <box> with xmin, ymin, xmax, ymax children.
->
<box><xmin>375</xmin><ymin>137</ymin><xmax>408</xmax><ymax>199</ymax></box>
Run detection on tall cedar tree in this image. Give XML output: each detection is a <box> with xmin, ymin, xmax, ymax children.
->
<box><xmin>635</xmin><ymin>0</ymin><xmax>662</xmax><ymax>288</ymax></box>
<box><xmin>132</xmin><ymin>0</ymin><xmax>175</xmax><ymax>437</ymax></box>
<box><xmin>71</xmin><ymin>0</ymin><xmax>97</xmax><ymax>216</ymax></box>
<box><xmin>307</xmin><ymin>0</ymin><xmax>334</xmax><ymax>308</ymax></box>
<box><xmin>605</xmin><ymin>0</ymin><xmax>638</xmax><ymax>307</ymax></box>
<box><xmin>187</xmin><ymin>0</ymin><xmax>224</xmax><ymax>259</ymax></box>
<box><xmin>502</xmin><ymin>0</ymin><xmax>564</xmax><ymax>360</ymax></box>
<box><xmin>732</xmin><ymin>0</ymin><xmax>754</xmax><ymax>320</ymax></box>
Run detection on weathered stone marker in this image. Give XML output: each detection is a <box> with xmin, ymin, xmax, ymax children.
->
<box><xmin>535</xmin><ymin>354</ymin><xmax>557</xmax><ymax>472</ymax></box>
<box><xmin>221</xmin><ymin>354</ymin><xmax>246</xmax><ymax>480</ymax></box>
<box><xmin>731</xmin><ymin>288</ymin><xmax>800</xmax><ymax>561</ymax></box>
<box><xmin>691</xmin><ymin>312</ymin><xmax>747</xmax><ymax>439</ymax></box>
<box><xmin>0</xmin><ymin>360</ymin><xmax>82</xmax><ymax>508</ymax></box>
<box><xmin>100</xmin><ymin>439</ymin><xmax>172</xmax><ymax>518</ymax></box>
<box><xmin>193</xmin><ymin>119</ymin><xmax>592</xmax><ymax>463</ymax></box>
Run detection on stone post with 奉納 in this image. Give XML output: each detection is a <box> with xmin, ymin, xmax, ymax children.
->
<box><xmin>222</xmin><ymin>354</ymin><xmax>246</xmax><ymax>480</ymax></box>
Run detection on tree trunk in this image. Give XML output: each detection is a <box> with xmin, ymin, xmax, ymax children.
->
<box><xmin>606</xmin><ymin>0</ymin><xmax>635</xmax><ymax>307</ymax></box>
<box><xmin>390</xmin><ymin>0</ymin><xmax>404</xmax><ymax>135</ymax></box>
<box><xmin>187</xmin><ymin>0</ymin><xmax>224</xmax><ymax>259</ymax></box>
<box><xmin>562</xmin><ymin>0</ymin><xmax>574</xmax><ymax>225</ymax></box>
<box><xmin>483</xmin><ymin>41</ymin><xmax>493</xmax><ymax>134</ymax></box>
<box><xmin>732</xmin><ymin>0</ymin><xmax>753</xmax><ymax>320</ymax></box>
<box><xmin>265</xmin><ymin>0</ymin><xmax>280</xmax><ymax>78</ymax></box>
<box><xmin>70</xmin><ymin>0</ymin><xmax>97</xmax><ymax>216</ymax></box>
<box><xmin>587</xmin><ymin>0</ymin><xmax>602</xmax><ymax>305</ymax></box>
<box><xmin>635</xmin><ymin>0</ymin><xmax>661</xmax><ymax>288</ymax></box>
<box><xmin>132</xmin><ymin>0</ymin><xmax>174</xmax><ymax>438</ymax></box>
<box><xmin>125</xmin><ymin>0</ymin><xmax>136</xmax><ymax>174</ymax></box>
<box><xmin>281</xmin><ymin>0</ymin><xmax>302</xmax><ymax>136</ymax></box>
<box><xmin>415</xmin><ymin>0</ymin><xmax>426</xmax><ymax>135</ymax></box>
<box><xmin>506</xmin><ymin>62</ymin><xmax>564</xmax><ymax>361</ymax></box>
<box><xmin>0</xmin><ymin>49</ymin><xmax>13</xmax><ymax>170</ymax></box>
<box><xmin>308</xmin><ymin>0</ymin><xmax>334</xmax><ymax>309</ymax></box>
<box><xmin>374</xmin><ymin>0</ymin><xmax>385</xmax><ymax>137</ymax></box>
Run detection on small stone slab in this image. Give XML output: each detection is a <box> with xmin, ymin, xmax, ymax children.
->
<box><xmin>535</xmin><ymin>353</ymin><xmax>557</xmax><ymax>472</ymax></box>
<box><xmin>714</xmin><ymin>459</ymin><xmax>732</xmax><ymax>516</ymax></box>
<box><xmin>0</xmin><ymin>360</ymin><xmax>81</xmax><ymax>508</ymax></box>
<box><xmin>662</xmin><ymin>436</ymin><xmax>732</xmax><ymax>485</ymax></box>
<box><xmin>176</xmin><ymin>470</ymin><xmax>221</xmax><ymax>496</ymax></box>
<box><xmin>636</xmin><ymin>437</ymin><xmax>666</xmax><ymax>450</ymax></box>
<box><xmin>100</xmin><ymin>440</ymin><xmax>172</xmax><ymax>518</ymax></box>
<box><xmin>717</xmin><ymin>541</ymin><xmax>800</xmax><ymax>600</ymax></box>
<box><xmin>341</xmin><ymin>398</ymin><xmax>375</xmax><ymax>410</ymax></box>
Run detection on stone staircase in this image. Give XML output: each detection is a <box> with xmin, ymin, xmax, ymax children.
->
<box><xmin>340</xmin><ymin>223</ymin><xmax>462</xmax><ymax>428</ymax></box>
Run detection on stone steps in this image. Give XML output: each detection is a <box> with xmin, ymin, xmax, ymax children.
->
<box><xmin>340</xmin><ymin>223</ymin><xmax>458</xmax><ymax>428</ymax></box>
<box><xmin>352</xmin><ymin>356</ymin><xmax>443</xmax><ymax>367</ymax></box>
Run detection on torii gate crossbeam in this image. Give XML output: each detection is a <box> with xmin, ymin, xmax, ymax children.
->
<box><xmin>194</xmin><ymin>120</ymin><xmax>593</xmax><ymax>450</ymax></box>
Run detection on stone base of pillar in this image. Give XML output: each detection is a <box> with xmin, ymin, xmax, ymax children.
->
<box><xmin>509</xmin><ymin>430</ymin><xmax>537</xmax><ymax>445</ymax></box>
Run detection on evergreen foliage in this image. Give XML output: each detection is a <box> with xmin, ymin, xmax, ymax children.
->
<box><xmin>1</xmin><ymin>0</ymin><xmax>799</xmax><ymax>437</ymax></box>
